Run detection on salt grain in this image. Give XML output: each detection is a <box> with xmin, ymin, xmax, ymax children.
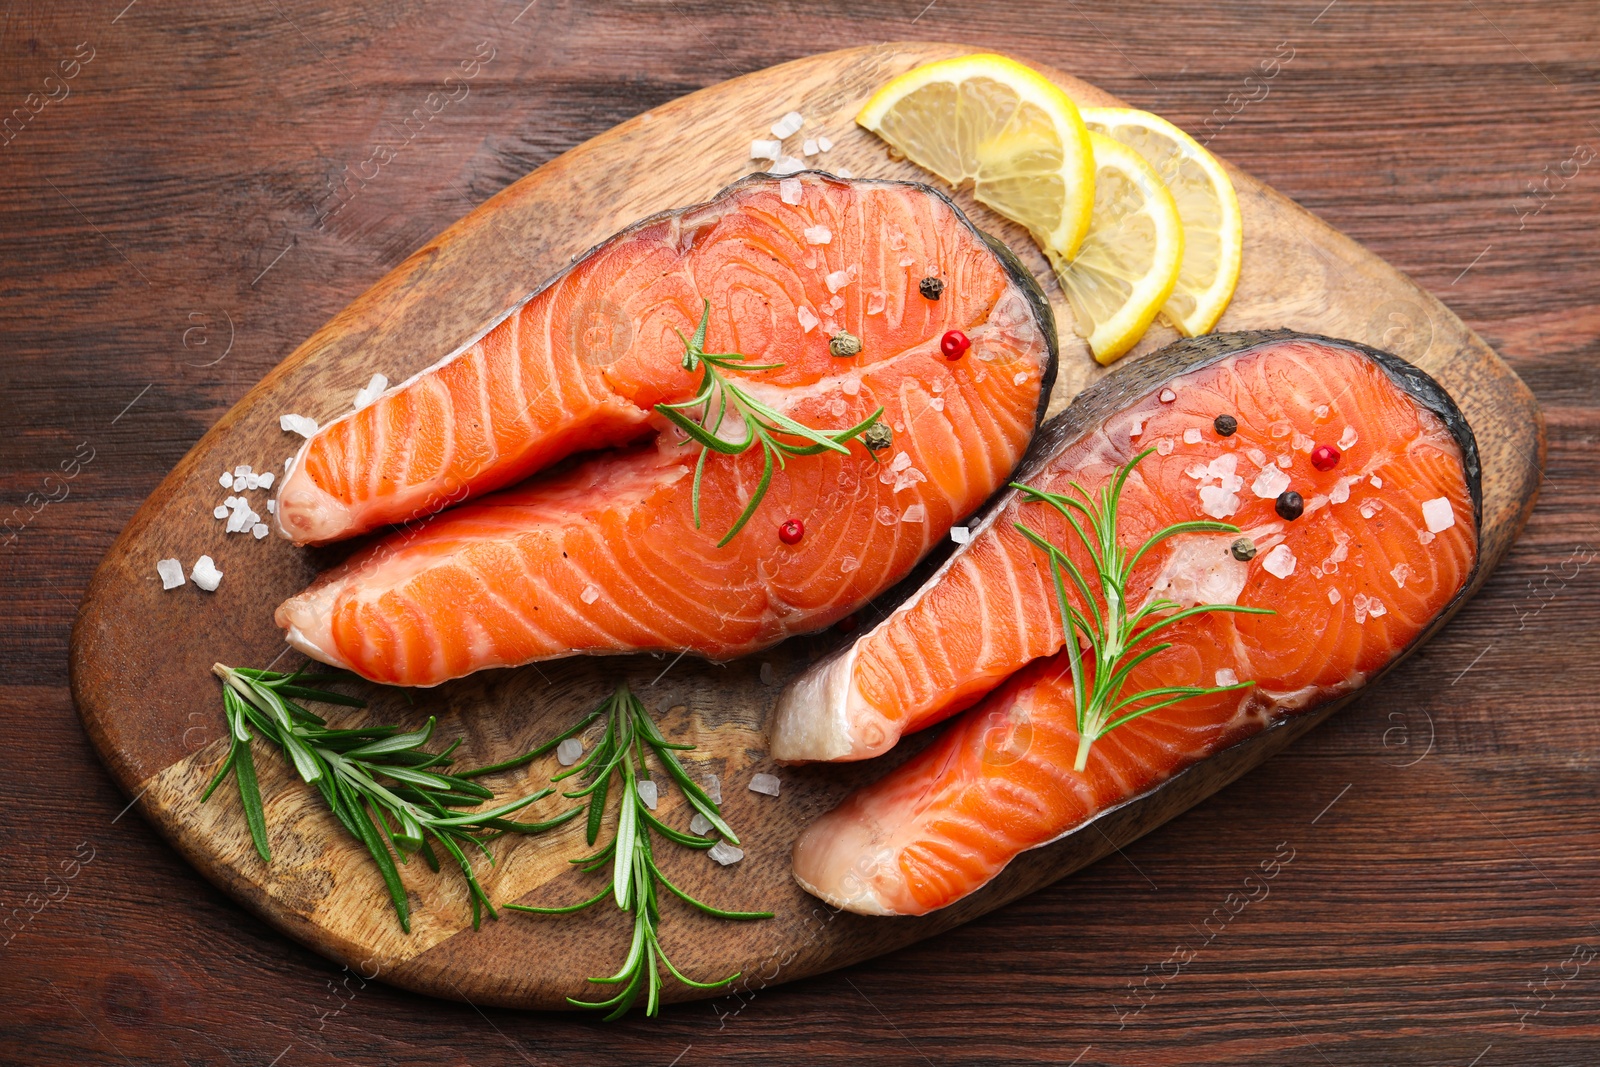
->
<box><xmin>802</xmin><ymin>138</ymin><xmax>818</xmax><ymax>157</ymax></box>
<box><xmin>280</xmin><ymin>413</ymin><xmax>318</xmax><ymax>438</ymax></box>
<box><xmin>1198</xmin><ymin>484</ymin><xmax>1241</xmax><ymax>519</ymax></box>
<box><xmin>876</xmin><ymin>506</ymin><xmax>897</xmax><ymax>526</ymax></box>
<box><xmin>797</xmin><ymin>305</ymin><xmax>819</xmax><ymax>333</ymax></box>
<box><xmin>1159</xmin><ymin>388</ymin><xmax>1177</xmax><ymax>403</ymax></box>
<box><xmin>1130</xmin><ymin>417</ymin><xmax>1144</xmax><ymax>438</ymax></box>
<box><xmin>759</xmin><ymin>661</ymin><xmax>777</xmax><ymax>686</ymax></box>
<box><xmin>258</xmin><ymin>471</ymin><xmax>274</xmax><ymax>489</ymax></box>
<box><xmin>929</xmin><ymin>397</ymin><xmax>944</xmax><ymax>412</ymax></box>
<box><xmin>1353</xmin><ymin>593</ymin><xmax>1370</xmax><ymax>624</ymax></box>
<box><xmin>1251</xmin><ymin>465</ymin><xmax>1291</xmax><ymax>499</ymax></box>
<box><xmin>749</xmin><ymin>773</ymin><xmax>781</xmax><ymax>797</ymax></box>
<box><xmin>580</xmin><ymin>584</ymin><xmax>600</xmax><ymax>605</ymax></box>
<box><xmin>1277</xmin><ymin>454</ymin><xmax>1293</xmax><ymax>468</ymax></box>
<box><xmin>779</xmin><ymin>177</ymin><xmax>804</xmax><ymax>204</ymax></box>
<box><xmin>1183</xmin><ymin>427</ymin><xmax>1202</xmax><ymax>445</ymax></box>
<box><xmin>1368</xmin><ymin>598</ymin><xmax>1387</xmax><ymax>618</ymax></box>
<box><xmin>770</xmin><ymin>110</ymin><xmax>804</xmax><ymax>139</ymax></box>
<box><xmin>950</xmin><ymin>526</ymin><xmax>971</xmax><ymax>545</ymax></box>
<box><xmin>817</xmin><ymin>134</ymin><xmax>833</xmax><ymax>152</ymax></box>
<box><xmin>1215</xmin><ymin>668</ymin><xmax>1238</xmax><ymax>687</ymax></box>
<box><xmin>267</xmin><ymin>500</ymin><xmax>276</xmax><ymax>514</ymax></box>
<box><xmin>866</xmin><ymin>290</ymin><xmax>887</xmax><ymax>315</ymax></box>
<box><xmin>1247</xmin><ymin>448</ymin><xmax>1267</xmax><ymax>466</ymax></box>
<box><xmin>191</xmin><ymin>555</ymin><xmax>223</xmax><ymax>592</ymax></box>
<box><xmin>898</xmin><ymin>255</ymin><xmax>916</xmax><ymax>268</ymax></box>
<box><xmin>1422</xmin><ymin>497</ymin><xmax>1455</xmax><ymax>533</ymax></box>
<box><xmin>840</xmin><ymin>554</ymin><xmax>860</xmax><ymax>573</ymax></box>
<box><xmin>750</xmin><ymin>138</ymin><xmax>782</xmax><ymax>160</ymax></box>
<box><xmin>353</xmin><ymin>372</ymin><xmax>388</xmax><ymax>410</ymax></box>
<box><xmin>690</xmin><ymin>812</ymin><xmax>714</xmax><ymax>836</ymax></box>
<box><xmin>1328</xmin><ymin>588</ymin><xmax>1342</xmax><ymax>605</ymax></box>
<box><xmin>1359</xmin><ymin>500</ymin><xmax>1383</xmax><ymax>519</ymax></box>
<box><xmin>1292</xmin><ymin>432</ymin><xmax>1313</xmax><ymax>453</ymax></box>
<box><xmin>1270</xmin><ymin>420</ymin><xmax>1292</xmax><ymax>439</ymax></box>
<box><xmin>842</xmin><ymin>377</ymin><xmax>861</xmax><ymax>396</ymax></box>
<box><xmin>157</xmin><ymin>558</ymin><xmax>186</xmax><ymax>590</ymax></box>
<box><xmin>219</xmin><ymin>471</ymin><xmax>233</xmax><ymax>489</ymax></box>
<box><xmin>1261</xmin><ymin>543</ymin><xmax>1297</xmax><ymax>579</ymax></box>
<box><xmin>1338</xmin><ymin>426</ymin><xmax>1358</xmax><ymax>450</ymax></box>
<box><xmin>834</xmin><ymin>167</ymin><xmax>853</xmax><ymax>178</ymax></box>
<box><xmin>769</xmin><ymin>156</ymin><xmax>805</xmax><ymax>176</ymax></box>
<box><xmin>637</xmin><ymin>779</ymin><xmax>659</xmax><ymax>810</ymax></box>
<box><xmin>1014</xmin><ymin>371</ymin><xmax>1028</xmax><ymax>385</ymax></box>
<box><xmin>901</xmin><ymin>503</ymin><xmax>926</xmax><ymax>523</ymax></box>
<box><xmin>556</xmin><ymin>737</ymin><xmax>584</xmax><ymax>766</ymax></box>
<box><xmin>251</xmin><ymin>523</ymin><xmax>269</xmax><ymax>539</ymax></box>
<box><xmin>1314</xmin><ymin>404</ymin><xmax>1330</xmax><ymax>419</ymax></box>
<box><xmin>803</xmin><ymin>225</ymin><xmax>832</xmax><ymax>245</ymax></box>
<box><xmin>1390</xmin><ymin>563</ymin><xmax>1411</xmax><ymax>588</ymax></box>
<box><xmin>825</xmin><ymin>269</ymin><xmax>851</xmax><ymax>293</ymax></box>
<box><xmin>1369</xmin><ymin>475</ymin><xmax>1383</xmax><ymax>489</ymax></box>
<box><xmin>706</xmin><ymin>774</ymin><xmax>722</xmax><ymax>804</ymax></box>
<box><xmin>708</xmin><ymin>841</ymin><xmax>744</xmax><ymax>866</ymax></box>
<box><xmin>212</xmin><ymin>504</ymin><xmax>229</xmax><ymax>519</ymax></box>
<box><xmin>1330</xmin><ymin>477</ymin><xmax>1354</xmax><ymax>505</ymax></box>
<box><xmin>1419</xmin><ymin>529</ymin><xmax>1436</xmax><ymax>545</ymax></box>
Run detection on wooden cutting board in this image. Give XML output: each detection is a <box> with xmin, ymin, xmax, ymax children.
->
<box><xmin>69</xmin><ymin>43</ymin><xmax>1543</xmax><ymax>1010</ymax></box>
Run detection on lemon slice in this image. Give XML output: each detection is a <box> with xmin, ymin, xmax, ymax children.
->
<box><xmin>857</xmin><ymin>54</ymin><xmax>1095</xmax><ymax>257</ymax></box>
<box><xmin>1051</xmin><ymin>132</ymin><xmax>1184</xmax><ymax>365</ymax></box>
<box><xmin>1082</xmin><ymin>107</ymin><xmax>1242</xmax><ymax>337</ymax></box>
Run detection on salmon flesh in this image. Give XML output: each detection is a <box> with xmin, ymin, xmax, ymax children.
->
<box><xmin>274</xmin><ymin>174</ymin><xmax>1057</xmax><ymax>685</ymax></box>
<box><xmin>777</xmin><ymin>332</ymin><xmax>1480</xmax><ymax>915</ymax></box>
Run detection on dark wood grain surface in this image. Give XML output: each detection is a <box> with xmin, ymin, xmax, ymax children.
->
<box><xmin>4</xmin><ymin>1</ymin><xmax>1597</xmax><ymax>1063</ymax></box>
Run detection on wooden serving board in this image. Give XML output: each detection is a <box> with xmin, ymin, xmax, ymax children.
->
<box><xmin>70</xmin><ymin>43</ymin><xmax>1543</xmax><ymax>1010</ymax></box>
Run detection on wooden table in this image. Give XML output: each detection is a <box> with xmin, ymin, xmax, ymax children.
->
<box><xmin>3</xmin><ymin>2</ymin><xmax>1596</xmax><ymax>1063</ymax></box>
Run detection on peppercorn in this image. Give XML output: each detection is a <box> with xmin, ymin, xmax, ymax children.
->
<box><xmin>1275</xmin><ymin>490</ymin><xmax>1305</xmax><ymax>521</ymax></box>
<box><xmin>1311</xmin><ymin>444</ymin><xmax>1340</xmax><ymax>471</ymax></box>
<box><xmin>778</xmin><ymin>519</ymin><xmax>805</xmax><ymax>545</ymax></box>
<box><xmin>1214</xmin><ymin>414</ymin><xmax>1238</xmax><ymax>437</ymax></box>
<box><xmin>940</xmin><ymin>329</ymin><xmax>971</xmax><ymax>360</ymax></box>
<box><xmin>862</xmin><ymin>423</ymin><xmax>893</xmax><ymax>453</ymax></box>
<box><xmin>829</xmin><ymin>331</ymin><xmax>862</xmax><ymax>358</ymax></box>
<box><xmin>918</xmin><ymin>276</ymin><xmax>945</xmax><ymax>300</ymax></box>
<box><xmin>1231</xmin><ymin>537</ymin><xmax>1257</xmax><ymax>561</ymax></box>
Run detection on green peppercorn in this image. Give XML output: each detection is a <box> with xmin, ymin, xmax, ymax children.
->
<box><xmin>829</xmin><ymin>331</ymin><xmax>862</xmax><ymax>358</ymax></box>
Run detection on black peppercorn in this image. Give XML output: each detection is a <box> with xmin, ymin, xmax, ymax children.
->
<box><xmin>1214</xmin><ymin>414</ymin><xmax>1238</xmax><ymax>436</ymax></box>
<box><xmin>918</xmin><ymin>276</ymin><xmax>945</xmax><ymax>300</ymax></box>
<box><xmin>1275</xmin><ymin>490</ymin><xmax>1304</xmax><ymax>521</ymax></box>
<box><xmin>1230</xmin><ymin>537</ymin><xmax>1257</xmax><ymax>561</ymax></box>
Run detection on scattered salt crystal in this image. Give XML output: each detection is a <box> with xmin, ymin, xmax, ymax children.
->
<box><xmin>213</xmin><ymin>504</ymin><xmax>229</xmax><ymax>519</ymax></box>
<box><xmin>1270</xmin><ymin>420</ymin><xmax>1292</xmax><ymax>439</ymax></box>
<box><xmin>191</xmin><ymin>555</ymin><xmax>223</xmax><ymax>592</ymax></box>
<box><xmin>803</xmin><ymin>225</ymin><xmax>832</xmax><ymax>245</ymax></box>
<box><xmin>929</xmin><ymin>397</ymin><xmax>944</xmax><ymax>412</ymax></box>
<box><xmin>284</xmin><ymin>455</ymin><xmax>295</xmax><ymax>472</ymax></box>
<box><xmin>1359</xmin><ymin>500</ymin><xmax>1383</xmax><ymax>519</ymax></box>
<box><xmin>891</xmin><ymin>451</ymin><xmax>912</xmax><ymax>472</ymax></box>
<box><xmin>1338</xmin><ymin>426</ymin><xmax>1358</xmax><ymax>450</ymax></box>
<box><xmin>706</xmin><ymin>774</ymin><xmax>722</xmax><ymax>803</ymax></box>
<box><xmin>258</xmin><ymin>471</ymin><xmax>274</xmax><ymax>489</ymax></box>
<box><xmin>817</xmin><ymin>134</ymin><xmax>833</xmax><ymax>152</ymax></box>
<box><xmin>1330</xmin><ymin>477</ymin><xmax>1354</xmax><ymax>505</ymax></box>
<box><xmin>353</xmin><ymin>373</ymin><xmax>388</xmax><ymax>410</ymax></box>
<box><xmin>244</xmin><ymin>473</ymin><xmax>260</xmax><ymax>490</ymax></box>
<box><xmin>556</xmin><ymin>737</ymin><xmax>584</xmax><ymax>766</ymax></box>
<box><xmin>797</xmin><ymin>306</ymin><xmax>819</xmax><ymax>333</ymax></box>
<box><xmin>829</xmin><ymin>397</ymin><xmax>847</xmax><ymax>417</ymax></box>
<box><xmin>1206</xmin><ymin>453</ymin><xmax>1243</xmax><ymax>491</ymax></box>
<box><xmin>825</xmin><ymin>269</ymin><xmax>851</xmax><ymax>293</ymax></box>
<box><xmin>1010</xmin><ymin>370</ymin><xmax>1027</xmax><ymax>386</ymax></box>
<box><xmin>1328</xmin><ymin>588</ymin><xmax>1342</xmax><ymax>605</ymax></box>
<box><xmin>842</xmin><ymin>377</ymin><xmax>861</xmax><ymax>396</ymax></box>
<box><xmin>157</xmin><ymin>558</ymin><xmax>185</xmax><ymax>590</ymax></box>
<box><xmin>750</xmin><ymin>138</ymin><xmax>782</xmax><ymax>161</ymax></box>
<box><xmin>866</xmin><ymin>290</ymin><xmax>887</xmax><ymax>315</ymax></box>
<box><xmin>821</xmin><ymin>318</ymin><xmax>838</xmax><ymax>334</ymax></box>
<box><xmin>1422</xmin><ymin>497</ymin><xmax>1455</xmax><ymax>533</ymax></box>
<box><xmin>840</xmin><ymin>554</ymin><xmax>860</xmax><ymax>573</ymax></box>
<box><xmin>1321</xmin><ymin>532</ymin><xmax>1350</xmax><ymax>573</ymax></box>
<box><xmin>1252</xmin><ymin>465</ymin><xmax>1291</xmax><ymax>499</ymax></box>
<box><xmin>834</xmin><ymin>167</ymin><xmax>853</xmax><ymax>178</ymax></box>
<box><xmin>267</xmin><ymin>500</ymin><xmax>276</xmax><ymax>514</ymax></box>
<box><xmin>234</xmin><ymin>464</ymin><xmax>252</xmax><ymax>480</ymax></box>
<box><xmin>1159</xmin><ymin>388</ymin><xmax>1177</xmax><ymax>403</ymax></box>
<box><xmin>1198</xmin><ymin>484</ymin><xmax>1240</xmax><ymax>518</ymax></box>
<box><xmin>252</xmin><ymin>523</ymin><xmax>269</xmax><ymax>539</ymax></box>
<box><xmin>1156</xmin><ymin>437</ymin><xmax>1175</xmax><ymax>456</ymax></box>
<box><xmin>1391</xmin><ymin>563</ymin><xmax>1411</xmax><ymax>588</ymax></box>
<box><xmin>770</xmin><ymin>110</ymin><xmax>804</xmax><ymax>139</ymax></box>
<box><xmin>690</xmin><ymin>812</ymin><xmax>714</xmax><ymax>836</ymax></box>
<box><xmin>1247</xmin><ymin>448</ymin><xmax>1267</xmax><ymax>466</ymax></box>
<box><xmin>280</xmin><ymin>413</ymin><xmax>318</xmax><ymax>438</ymax></box>
<box><xmin>1353</xmin><ymin>593</ymin><xmax>1370</xmax><ymax>624</ymax></box>
<box><xmin>898</xmin><ymin>254</ymin><xmax>916</xmax><ymax>268</ymax></box>
<box><xmin>950</xmin><ymin>526</ymin><xmax>971</xmax><ymax>545</ymax></box>
<box><xmin>1369</xmin><ymin>475</ymin><xmax>1382</xmax><ymax>489</ymax></box>
<box><xmin>708</xmin><ymin>841</ymin><xmax>744</xmax><ymax>866</ymax></box>
<box><xmin>219</xmin><ymin>471</ymin><xmax>233</xmax><ymax>489</ymax></box>
<box><xmin>749</xmin><ymin>773</ymin><xmax>781</xmax><ymax>797</ymax></box>
<box><xmin>931</xmin><ymin>380</ymin><xmax>944</xmax><ymax>394</ymax></box>
<box><xmin>580</xmin><ymin>584</ymin><xmax>600</xmax><ymax>605</ymax></box>
<box><xmin>1314</xmin><ymin>404</ymin><xmax>1330</xmax><ymax>419</ymax></box>
<box><xmin>901</xmin><ymin>503</ymin><xmax>926</xmax><ymax>523</ymax></box>
<box><xmin>1261</xmin><ymin>543</ymin><xmax>1297</xmax><ymax>579</ymax></box>
<box><xmin>769</xmin><ymin>156</ymin><xmax>805</xmax><ymax>176</ymax></box>
<box><xmin>1368</xmin><ymin>598</ymin><xmax>1387</xmax><ymax>618</ymax></box>
<box><xmin>1184</xmin><ymin>461</ymin><xmax>1209</xmax><ymax>480</ymax></box>
<box><xmin>1130</xmin><ymin>417</ymin><xmax>1144</xmax><ymax>438</ymax></box>
<box><xmin>1292</xmin><ymin>432</ymin><xmax>1313</xmax><ymax>453</ymax></box>
<box><xmin>637</xmin><ymin>779</ymin><xmax>659</xmax><ymax>810</ymax></box>
<box><xmin>1419</xmin><ymin>529</ymin><xmax>1436</xmax><ymax>545</ymax></box>
<box><xmin>1183</xmin><ymin>427</ymin><xmax>1202</xmax><ymax>445</ymax></box>
<box><xmin>802</xmin><ymin>138</ymin><xmax>818</xmax><ymax>157</ymax></box>
<box><xmin>778</xmin><ymin>177</ymin><xmax>803</xmax><ymax>205</ymax></box>
<box><xmin>876</xmin><ymin>506</ymin><xmax>897</xmax><ymax>526</ymax></box>
<box><xmin>759</xmin><ymin>661</ymin><xmax>777</xmax><ymax>686</ymax></box>
<box><xmin>1215</xmin><ymin>668</ymin><xmax>1239</xmax><ymax>686</ymax></box>
<box><xmin>1277</xmin><ymin>454</ymin><xmax>1293</xmax><ymax>469</ymax></box>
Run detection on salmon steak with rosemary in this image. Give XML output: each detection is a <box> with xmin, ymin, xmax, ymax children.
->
<box><xmin>273</xmin><ymin>173</ymin><xmax>1057</xmax><ymax>686</ymax></box>
<box><xmin>774</xmin><ymin>332</ymin><xmax>1480</xmax><ymax>916</ymax></box>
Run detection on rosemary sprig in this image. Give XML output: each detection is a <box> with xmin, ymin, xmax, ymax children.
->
<box><xmin>507</xmin><ymin>685</ymin><xmax>771</xmax><ymax>1019</ymax></box>
<box><xmin>654</xmin><ymin>299</ymin><xmax>885</xmax><ymax>545</ymax></box>
<box><xmin>1012</xmin><ymin>446</ymin><xmax>1276</xmax><ymax>772</ymax></box>
<box><xmin>205</xmin><ymin>663</ymin><xmax>589</xmax><ymax>933</ymax></box>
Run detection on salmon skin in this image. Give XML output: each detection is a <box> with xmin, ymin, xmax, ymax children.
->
<box><xmin>777</xmin><ymin>332</ymin><xmax>1480</xmax><ymax>916</ymax></box>
<box><xmin>274</xmin><ymin>173</ymin><xmax>1057</xmax><ymax>686</ymax></box>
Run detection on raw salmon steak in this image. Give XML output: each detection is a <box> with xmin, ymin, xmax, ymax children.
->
<box><xmin>779</xmin><ymin>332</ymin><xmax>1480</xmax><ymax>915</ymax></box>
<box><xmin>274</xmin><ymin>174</ymin><xmax>1057</xmax><ymax>686</ymax></box>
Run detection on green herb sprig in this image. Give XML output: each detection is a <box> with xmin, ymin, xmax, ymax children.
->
<box><xmin>654</xmin><ymin>299</ymin><xmax>885</xmax><ymax>545</ymax></box>
<box><xmin>1012</xmin><ymin>446</ymin><xmax>1276</xmax><ymax>772</ymax></box>
<box><xmin>507</xmin><ymin>685</ymin><xmax>772</xmax><ymax>1019</ymax></box>
<box><xmin>205</xmin><ymin>664</ymin><xmax>590</xmax><ymax>932</ymax></box>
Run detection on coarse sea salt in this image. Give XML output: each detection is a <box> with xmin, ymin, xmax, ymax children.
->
<box><xmin>770</xmin><ymin>110</ymin><xmax>803</xmax><ymax>139</ymax></box>
<box><xmin>778</xmin><ymin>176</ymin><xmax>803</xmax><ymax>204</ymax></box>
<box><xmin>637</xmin><ymin>779</ymin><xmax>659</xmax><ymax>810</ymax></box>
<box><xmin>706</xmin><ymin>773</ymin><xmax>723</xmax><ymax>804</ymax></box>
<box><xmin>1155</xmin><ymin>437</ymin><xmax>1174</xmax><ymax>456</ymax></box>
<box><xmin>866</xmin><ymin>290</ymin><xmax>887</xmax><ymax>315</ymax></box>
<box><xmin>1270</xmin><ymin>420</ymin><xmax>1292</xmax><ymax>439</ymax></box>
<box><xmin>280</xmin><ymin>413</ymin><xmax>318</xmax><ymax>438</ymax></box>
<box><xmin>840</xmin><ymin>554</ymin><xmax>860</xmax><ymax>573</ymax></box>
<box><xmin>769</xmin><ymin>156</ymin><xmax>805</xmax><ymax>176</ymax></box>
<box><xmin>1330</xmin><ymin>477</ymin><xmax>1355</xmax><ymax>505</ymax></box>
<box><xmin>1359</xmin><ymin>500</ymin><xmax>1384</xmax><ymax>519</ymax></box>
<box><xmin>1198</xmin><ymin>484</ymin><xmax>1240</xmax><ymax>519</ymax></box>
<box><xmin>1261</xmin><ymin>543</ymin><xmax>1297</xmax><ymax>579</ymax></box>
<box><xmin>258</xmin><ymin>471</ymin><xmax>274</xmax><ymax>489</ymax></box>
<box><xmin>157</xmin><ymin>558</ymin><xmax>186</xmax><ymax>590</ymax></box>
<box><xmin>1014</xmin><ymin>371</ymin><xmax>1028</xmax><ymax>386</ymax></box>
<box><xmin>219</xmin><ymin>470</ymin><xmax>233</xmax><ymax>489</ymax></box>
<box><xmin>876</xmin><ymin>505</ymin><xmax>897</xmax><ymax>526</ymax></box>
<box><xmin>1252</xmin><ymin>465</ymin><xmax>1291</xmax><ymax>499</ymax></box>
<box><xmin>825</xmin><ymin>269</ymin><xmax>851</xmax><ymax>292</ymax></box>
<box><xmin>708</xmin><ymin>841</ymin><xmax>744</xmax><ymax>866</ymax></box>
<box><xmin>1277</xmin><ymin>454</ymin><xmax>1293</xmax><ymax>469</ymax></box>
<box><xmin>1422</xmin><ymin>497</ymin><xmax>1455</xmax><ymax>533</ymax></box>
<box><xmin>556</xmin><ymin>737</ymin><xmax>584</xmax><ymax>766</ymax></box>
<box><xmin>353</xmin><ymin>372</ymin><xmax>388</xmax><ymax>410</ymax></box>
<box><xmin>690</xmin><ymin>812</ymin><xmax>713</xmax><ymax>836</ymax></box>
<box><xmin>1159</xmin><ymin>388</ymin><xmax>1177</xmax><ymax>403</ymax></box>
<box><xmin>579</xmin><ymin>584</ymin><xmax>600</xmax><ymax>605</ymax></box>
<box><xmin>252</xmin><ymin>523</ymin><xmax>269</xmax><ymax>539</ymax></box>
<box><xmin>834</xmin><ymin>167</ymin><xmax>853</xmax><ymax>178</ymax></box>
<box><xmin>1314</xmin><ymin>404</ymin><xmax>1330</xmax><ymax>419</ymax></box>
<box><xmin>1328</xmin><ymin>587</ymin><xmax>1342</xmax><ymax>605</ymax></box>
<box><xmin>1292</xmin><ymin>432</ymin><xmax>1313</xmax><ymax>453</ymax></box>
<box><xmin>901</xmin><ymin>503</ymin><xmax>926</xmax><ymax>523</ymax></box>
<box><xmin>1183</xmin><ymin>427</ymin><xmax>1203</xmax><ymax>445</ymax></box>
<box><xmin>213</xmin><ymin>504</ymin><xmax>229</xmax><ymax>519</ymax></box>
<box><xmin>1247</xmin><ymin>448</ymin><xmax>1267</xmax><ymax>466</ymax></box>
<box><xmin>1215</xmin><ymin>668</ymin><xmax>1239</xmax><ymax>687</ymax></box>
<box><xmin>1338</xmin><ymin>426</ymin><xmax>1358</xmax><ymax>450</ymax></box>
<box><xmin>749</xmin><ymin>773</ymin><xmax>781</xmax><ymax>797</ymax></box>
<box><xmin>1370</xmin><ymin>474</ymin><xmax>1383</xmax><ymax>489</ymax></box>
<box><xmin>1391</xmin><ymin>562</ymin><xmax>1411</xmax><ymax>588</ymax></box>
<box><xmin>803</xmin><ymin>225</ymin><xmax>832</xmax><ymax>245</ymax></box>
<box><xmin>842</xmin><ymin>377</ymin><xmax>861</xmax><ymax>396</ymax></box>
<box><xmin>750</xmin><ymin>138</ymin><xmax>782</xmax><ymax>160</ymax></box>
<box><xmin>191</xmin><ymin>555</ymin><xmax>223</xmax><ymax>592</ymax></box>
<box><xmin>797</xmin><ymin>305</ymin><xmax>820</xmax><ymax>332</ymax></box>
<box><xmin>802</xmin><ymin>137</ymin><xmax>818</xmax><ymax>157</ymax></box>
<box><xmin>950</xmin><ymin>526</ymin><xmax>971</xmax><ymax>545</ymax></box>
<box><xmin>817</xmin><ymin>134</ymin><xmax>833</xmax><ymax>152</ymax></box>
